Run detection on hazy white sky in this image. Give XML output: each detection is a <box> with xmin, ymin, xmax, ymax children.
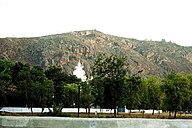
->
<box><xmin>0</xmin><ymin>0</ymin><xmax>192</xmax><ymax>46</ymax></box>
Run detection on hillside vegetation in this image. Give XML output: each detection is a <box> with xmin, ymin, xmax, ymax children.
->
<box><xmin>0</xmin><ymin>30</ymin><xmax>192</xmax><ymax>77</ymax></box>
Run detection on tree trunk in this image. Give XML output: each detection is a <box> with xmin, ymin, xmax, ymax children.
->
<box><xmin>85</xmin><ymin>108</ymin><xmax>87</xmax><ymax>114</ymax></box>
<box><xmin>77</xmin><ymin>85</ymin><xmax>80</xmax><ymax>117</ymax></box>
<box><xmin>152</xmin><ymin>109</ymin><xmax>154</xmax><ymax>115</ymax></box>
<box><xmin>41</xmin><ymin>108</ymin><xmax>44</xmax><ymax>113</ymax></box>
<box><xmin>169</xmin><ymin>111</ymin><xmax>171</xmax><ymax>117</ymax></box>
<box><xmin>174</xmin><ymin>109</ymin><xmax>177</xmax><ymax>119</ymax></box>
<box><xmin>31</xmin><ymin>107</ymin><xmax>33</xmax><ymax>116</ymax></box>
<box><xmin>129</xmin><ymin>109</ymin><xmax>132</xmax><ymax>116</ymax></box>
<box><xmin>114</xmin><ymin>107</ymin><xmax>116</xmax><ymax>117</ymax></box>
<box><xmin>142</xmin><ymin>109</ymin><xmax>145</xmax><ymax>118</ymax></box>
<box><xmin>88</xmin><ymin>106</ymin><xmax>90</xmax><ymax>117</ymax></box>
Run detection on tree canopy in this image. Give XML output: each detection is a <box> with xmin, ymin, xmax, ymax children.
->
<box><xmin>92</xmin><ymin>53</ymin><xmax>129</xmax><ymax>117</ymax></box>
<box><xmin>1</xmin><ymin>55</ymin><xmax>192</xmax><ymax>118</ymax></box>
<box><xmin>162</xmin><ymin>72</ymin><xmax>190</xmax><ymax>118</ymax></box>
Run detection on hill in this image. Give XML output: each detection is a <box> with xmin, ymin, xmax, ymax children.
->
<box><xmin>1</xmin><ymin>30</ymin><xmax>192</xmax><ymax>78</ymax></box>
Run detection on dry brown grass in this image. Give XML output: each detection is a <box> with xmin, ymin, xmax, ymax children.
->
<box><xmin>2</xmin><ymin>111</ymin><xmax>192</xmax><ymax>119</ymax></box>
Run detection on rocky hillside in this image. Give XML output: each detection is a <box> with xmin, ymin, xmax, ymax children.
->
<box><xmin>0</xmin><ymin>30</ymin><xmax>192</xmax><ymax>78</ymax></box>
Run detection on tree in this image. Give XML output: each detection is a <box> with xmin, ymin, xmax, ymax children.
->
<box><xmin>80</xmin><ymin>81</ymin><xmax>94</xmax><ymax>116</ymax></box>
<box><xmin>144</xmin><ymin>76</ymin><xmax>162</xmax><ymax>115</ymax></box>
<box><xmin>183</xmin><ymin>73</ymin><xmax>192</xmax><ymax>113</ymax></box>
<box><xmin>10</xmin><ymin>63</ymin><xmax>54</xmax><ymax>114</ymax></box>
<box><xmin>0</xmin><ymin>82</ymin><xmax>5</xmax><ymax>107</ymax></box>
<box><xmin>37</xmin><ymin>79</ymin><xmax>54</xmax><ymax>112</ymax></box>
<box><xmin>92</xmin><ymin>53</ymin><xmax>129</xmax><ymax>117</ymax></box>
<box><xmin>30</xmin><ymin>66</ymin><xmax>54</xmax><ymax>113</ymax></box>
<box><xmin>125</xmin><ymin>75</ymin><xmax>143</xmax><ymax>115</ymax></box>
<box><xmin>45</xmin><ymin>66</ymin><xmax>69</xmax><ymax>106</ymax></box>
<box><xmin>45</xmin><ymin>66</ymin><xmax>80</xmax><ymax>114</ymax></box>
<box><xmin>62</xmin><ymin>83</ymin><xmax>78</xmax><ymax>107</ymax></box>
<box><xmin>139</xmin><ymin>79</ymin><xmax>149</xmax><ymax>117</ymax></box>
<box><xmin>90</xmin><ymin>77</ymin><xmax>105</xmax><ymax>108</ymax></box>
<box><xmin>0</xmin><ymin>60</ymin><xmax>15</xmax><ymax>107</ymax></box>
<box><xmin>13</xmin><ymin>63</ymin><xmax>31</xmax><ymax>107</ymax></box>
<box><xmin>162</xmin><ymin>72</ymin><xmax>190</xmax><ymax>118</ymax></box>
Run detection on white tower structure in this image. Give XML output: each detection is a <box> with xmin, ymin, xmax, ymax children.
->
<box><xmin>73</xmin><ymin>60</ymin><xmax>87</xmax><ymax>82</ymax></box>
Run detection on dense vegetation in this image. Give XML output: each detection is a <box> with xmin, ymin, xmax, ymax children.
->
<box><xmin>1</xmin><ymin>53</ymin><xmax>192</xmax><ymax>118</ymax></box>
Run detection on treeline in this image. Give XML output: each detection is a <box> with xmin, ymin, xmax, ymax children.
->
<box><xmin>1</xmin><ymin>53</ymin><xmax>192</xmax><ymax>118</ymax></box>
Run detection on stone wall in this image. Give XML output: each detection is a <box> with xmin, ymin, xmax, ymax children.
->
<box><xmin>0</xmin><ymin>116</ymin><xmax>192</xmax><ymax>128</ymax></box>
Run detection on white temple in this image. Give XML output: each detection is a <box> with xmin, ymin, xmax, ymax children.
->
<box><xmin>73</xmin><ymin>60</ymin><xmax>87</xmax><ymax>82</ymax></box>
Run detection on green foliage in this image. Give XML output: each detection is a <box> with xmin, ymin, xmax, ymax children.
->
<box><xmin>183</xmin><ymin>73</ymin><xmax>192</xmax><ymax>112</ymax></box>
<box><xmin>162</xmin><ymin>72</ymin><xmax>190</xmax><ymax>118</ymax></box>
<box><xmin>62</xmin><ymin>83</ymin><xmax>78</xmax><ymax>107</ymax></box>
<box><xmin>69</xmin><ymin>56</ymin><xmax>77</xmax><ymax>61</ymax></box>
<box><xmin>91</xmin><ymin>53</ymin><xmax>129</xmax><ymax>117</ymax></box>
<box><xmin>0</xmin><ymin>60</ymin><xmax>14</xmax><ymax>80</ymax></box>
<box><xmin>90</xmin><ymin>77</ymin><xmax>105</xmax><ymax>108</ymax></box>
<box><xmin>45</xmin><ymin>66</ymin><xmax>80</xmax><ymax>112</ymax></box>
<box><xmin>81</xmin><ymin>82</ymin><xmax>94</xmax><ymax>110</ymax></box>
<box><xmin>143</xmin><ymin>76</ymin><xmax>162</xmax><ymax>115</ymax></box>
<box><xmin>0</xmin><ymin>81</ymin><xmax>7</xmax><ymax>107</ymax></box>
<box><xmin>92</xmin><ymin>53</ymin><xmax>128</xmax><ymax>78</ymax></box>
<box><xmin>0</xmin><ymin>60</ymin><xmax>15</xmax><ymax>107</ymax></box>
<box><xmin>38</xmin><ymin>80</ymin><xmax>54</xmax><ymax>110</ymax></box>
<box><xmin>0</xmin><ymin>60</ymin><xmax>54</xmax><ymax>111</ymax></box>
<box><xmin>2</xmin><ymin>57</ymin><xmax>192</xmax><ymax>119</ymax></box>
<box><xmin>125</xmin><ymin>75</ymin><xmax>143</xmax><ymax>113</ymax></box>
